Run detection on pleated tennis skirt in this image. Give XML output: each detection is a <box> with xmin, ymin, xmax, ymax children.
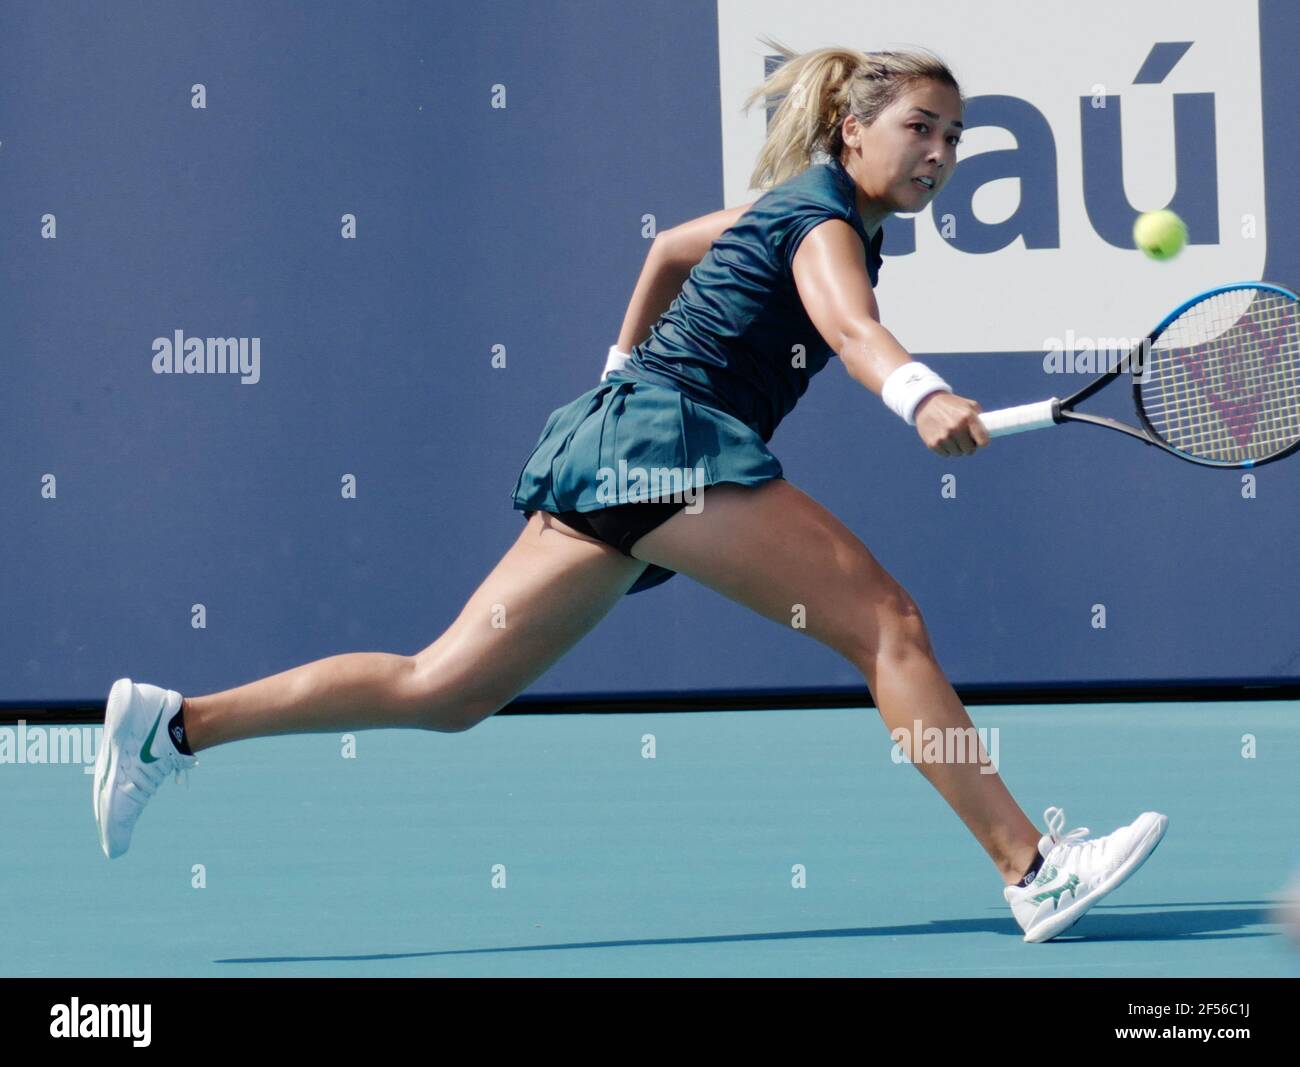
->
<box><xmin>511</xmin><ymin>371</ymin><xmax>783</xmax><ymax>594</ymax></box>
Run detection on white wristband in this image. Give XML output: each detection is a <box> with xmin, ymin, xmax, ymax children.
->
<box><xmin>881</xmin><ymin>362</ymin><xmax>951</xmax><ymax>424</ymax></box>
<box><xmin>601</xmin><ymin>345</ymin><xmax>632</xmax><ymax>382</ymax></box>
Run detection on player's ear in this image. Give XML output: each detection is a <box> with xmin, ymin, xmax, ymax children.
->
<box><xmin>840</xmin><ymin>113</ymin><xmax>859</xmax><ymax>149</ymax></box>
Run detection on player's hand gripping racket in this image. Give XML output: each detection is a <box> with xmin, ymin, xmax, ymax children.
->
<box><xmin>977</xmin><ymin>282</ymin><xmax>1300</xmax><ymax>467</ymax></box>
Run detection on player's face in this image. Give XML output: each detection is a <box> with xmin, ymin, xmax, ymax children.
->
<box><xmin>842</xmin><ymin>80</ymin><xmax>963</xmax><ymax>219</ymax></box>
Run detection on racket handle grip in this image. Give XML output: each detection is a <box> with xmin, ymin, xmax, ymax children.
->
<box><xmin>977</xmin><ymin>399</ymin><xmax>1060</xmax><ymax>438</ymax></box>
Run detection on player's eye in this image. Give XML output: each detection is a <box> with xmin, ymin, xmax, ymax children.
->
<box><xmin>912</xmin><ymin>122</ymin><xmax>961</xmax><ymax>147</ymax></box>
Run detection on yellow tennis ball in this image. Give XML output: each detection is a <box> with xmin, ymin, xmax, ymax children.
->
<box><xmin>1133</xmin><ymin>210</ymin><xmax>1187</xmax><ymax>261</ymax></box>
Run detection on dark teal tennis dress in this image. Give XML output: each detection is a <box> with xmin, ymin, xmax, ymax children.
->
<box><xmin>512</xmin><ymin>156</ymin><xmax>886</xmax><ymax>594</ymax></box>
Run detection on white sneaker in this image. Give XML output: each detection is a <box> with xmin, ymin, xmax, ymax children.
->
<box><xmin>93</xmin><ymin>678</ymin><xmax>198</xmax><ymax>859</ymax></box>
<box><xmin>1004</xmin><ymin>806</ymin><xmax>1168</xmax><ymax>943</ymax></box>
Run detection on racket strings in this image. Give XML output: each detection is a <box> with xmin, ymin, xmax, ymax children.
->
<box><xmin>1139</xmin><ymin>289</ymin><xmax>1300</xmax><ymax>462</ymax></box>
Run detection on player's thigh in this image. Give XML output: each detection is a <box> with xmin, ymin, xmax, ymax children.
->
<box><xmin>629</xmin><ymin>479</ymin><xmax>931</xmax><ymax>665</ymax></box>
<box><xmin>411</xmin><ymin>511</ymin><xmax>646</xmax><ymax>721</ymax></box>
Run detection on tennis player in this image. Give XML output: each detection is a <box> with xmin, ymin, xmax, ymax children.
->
<box><xmin>95</xmin><ymin>42</ymin><xmax>1168</xmax><ymax>944</ymax></box>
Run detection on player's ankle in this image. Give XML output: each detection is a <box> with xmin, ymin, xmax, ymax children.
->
<box><xmin>1001</xmin><ymin>844</ymin><xmax>1043</xmax><ymax>887</ymax></box>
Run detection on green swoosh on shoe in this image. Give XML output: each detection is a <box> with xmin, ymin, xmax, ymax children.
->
<box><xmin>140</xmin><ymin>707</ymin><xmax>166</xmax><ymax>764</ymax></box>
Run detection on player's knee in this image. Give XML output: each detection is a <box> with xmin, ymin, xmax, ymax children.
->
<box><xmin>845</xmin><ymin>583</ymin><xmax>934</xmax><ymax>668</ymax></box>
<box><xmin>406</xmin><ymin>659</ymin><xmax>505</xmax><ymax>733</ymax></box>
<box><xmin>441</xmin><ymin>703</ymin><xmax>496</xmax><ymax>733</ymax></box>
<box><xmin>417</xmin><ymin>693</ymin><xmax>502</xmax><ymax>733</ymax></box>
<box><xmin>878</xmin><ymin>589</ymin><xmax>935</xmax><ymax>659</ymax></box>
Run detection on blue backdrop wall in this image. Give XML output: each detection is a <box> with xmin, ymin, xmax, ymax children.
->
<box><xmin>2</xmin><ymin>0</ymin><xmax>1297</xmax><ymax>705</ymax></box>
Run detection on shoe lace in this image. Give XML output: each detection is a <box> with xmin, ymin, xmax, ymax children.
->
<box><xmin>125</xmin><ymin>750</ymin><xmax>197</xmax><ymax>797</ymax></box>
<box><xmin>1042</xmin><ymin>806</ymin><xmax>1095</xmax><ymax>862</ymax></box>
<box><xmin>171</xmin><ymin>752</ymin><xmax>198</xmax><ymax>790</ymax></box>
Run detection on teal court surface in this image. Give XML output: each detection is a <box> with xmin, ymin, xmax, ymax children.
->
<box><xmin>2</xmin><ymin>700</ymin><xmax>1297</xmax><ymax>977</ymax></box>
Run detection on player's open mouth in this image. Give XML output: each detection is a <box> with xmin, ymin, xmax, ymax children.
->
<box><xmin>913</xmin><ymin>177</ymin><xmax>935</xmax><ymax>190</ymax></box>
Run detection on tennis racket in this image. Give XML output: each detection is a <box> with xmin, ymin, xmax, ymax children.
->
<box><xmin>977</xmin><ymin>282</ymin><xmax>1300</xmax><ymax>468</ymax></box>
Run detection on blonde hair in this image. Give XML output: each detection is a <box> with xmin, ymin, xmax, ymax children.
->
<box><xmin>742</xmin><ymin>37</ymin><xmax>963</xmax><ymax>190</ymax></box>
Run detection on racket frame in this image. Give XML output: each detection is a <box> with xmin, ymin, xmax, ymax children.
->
<box><xmin>984</xmin><ymin>281</ymin><xmax>1300</xmax><ymax>469</ymax></box>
